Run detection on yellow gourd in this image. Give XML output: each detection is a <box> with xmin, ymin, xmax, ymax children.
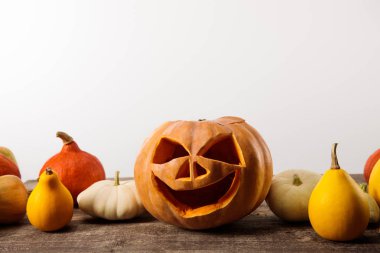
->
<box><xmin>360</xmin><ymin>183</ymin><xmax>380</xmax><ymax>223</ymax></box>
<box><xmin>369</xmin><ymin>159</ymin><xmax>380</xmax><ymax>206</ymax></box>
<box><xmin>27</xmin><ymin>168</ymin><xmax>73</xmax><ymax>231</ymax></box>
<box><xmin>308</xmin><ymin>143</ymin><xmax>369</xmax><ymax>241</ymax></box>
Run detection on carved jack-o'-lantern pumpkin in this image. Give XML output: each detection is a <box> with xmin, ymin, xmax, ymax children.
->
<box><xmin>134</xmin><ymin>116</ymin><xmax>272</xmax><ymax>229</ymax></box>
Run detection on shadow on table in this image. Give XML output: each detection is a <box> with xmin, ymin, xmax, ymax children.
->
<box><xmin>0</xmin><ymin>222</ymin><xmax>26</xmax><ymax>231</ymax></box>
<box><xmin>49</xmin><ymin>225</ymin><xmax>76</xmax><ymax>234</ymax></box>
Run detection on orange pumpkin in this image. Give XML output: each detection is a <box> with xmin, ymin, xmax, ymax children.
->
<box><xmin>364</xmin><ymin>149</ymin><xmax>380</xmax><ymax>182</ymax></box>
<box><xmin>0</xmin><ymin>153</ymin><xmax>20</xmax><ymax>178</ymax></box>
<box><xmin>39</xmin><ymin>132</ymin><xmax>105</xmax><ymax>203</ymax></box>
<box><xmin>134</xmin><ymin>116</ymin><xmax>273</xmax><ymax>229</ymax></box>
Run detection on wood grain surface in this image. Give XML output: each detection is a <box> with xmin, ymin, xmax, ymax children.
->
<box><xmin>1</xmin><ymin>174</ymin><xmax>379</xmax><ymax>252</ymax></box>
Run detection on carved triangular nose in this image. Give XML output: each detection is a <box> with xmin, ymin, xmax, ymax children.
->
<box><xmin>175</xmin><ymin>161</ymin><xmax>207</xmax><ymax>180</ymax></box>
<box><xmin>175</xmin><ymin>161</ymin><xmax>190</xmax><ymax>179</ymax></box>
<box><xmin>193</xmin><ymin>163</ymin><xmax>207</xmax><ymax>178</ymax></box>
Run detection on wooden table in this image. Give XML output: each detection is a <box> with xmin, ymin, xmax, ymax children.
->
<box><xmin>1</xmin><ymin>175</ymin><xmax>379</xmax><ymax>252</ymax></box>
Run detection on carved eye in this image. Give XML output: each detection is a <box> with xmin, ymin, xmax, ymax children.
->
<box><xmin>153</xmin><ymin>138</ymin><xmax>189</xmax><ymax>164</ymax></box>
<box><xmin>200</xmin><ymin>134</ymin><xmax>242</xmax><ymax>165</ymax></box>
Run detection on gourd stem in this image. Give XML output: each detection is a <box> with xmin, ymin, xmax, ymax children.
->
<box><xmin>360</xmin><ymin>183</ymin><xmax>368</xmax><ymax>193</ymax></box>
<box><xmin>198</xmin><ymin>119</ymin><xmax>206</xmax><ymax>121</ymax></box>
<box><xmin>114</xmin><ymin>171</ymin><xmax>120</xmax><ymax>186</ymax></box>
<box><xmin>331</xmin><ymin>143</ymin><xmax>340</xmax><ymax>169</ymax></box>
<box><xmin>46</xmin><ymin>168</ymin><xmax>53</xmax><ymax>175</ymax></box>
<box><xmin>293</xmin><ymin>174</ymin><xmax>303</xmax><ymax>186</ymax></box>
<box><xmin>56</xmin><ymin>132</ymin><xmax>74</xmax><ymax>145</ymax></box>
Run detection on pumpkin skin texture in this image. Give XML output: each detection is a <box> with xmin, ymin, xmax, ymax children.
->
<box><xmin>265</xmin><ymin>170</ymin><xmax>321</xmax><ymax>222</ymax></box>
<box><xmin>134</xmin><ymin>116</ymin><xmax>273</xmax><ymax>229</ymax></box>
<box><xmin>364</xmin><ymin>149</ymin><xmax>380</xmax><ymax>183</ymax></box>
<box><xmin>77</xmin><ymin>171</ymin><xmax>145</xmax><ymax>220</ymax></box>
<box><xmin>0</xmin><ymin>175</ymin><xmax>28</xmax><ymax>224</ymax></box>
<box><xmin>0</xmin><ymin>148</ymin><xmax>20</xmax><ymax>178</ymax></box>
<box><xmin>39</xmin><ymin>132</ymin><xmax>106</xmax><ymax>204</ymax></box>
<box><xmin>27</xmin><ymin>168</ymin><xmax>73</xmax><ymax>231</ymax></box>
<box><xmin>309</xmin><ymin>144</ymin><xmax>369</xmax><ymax>241</ymax></box>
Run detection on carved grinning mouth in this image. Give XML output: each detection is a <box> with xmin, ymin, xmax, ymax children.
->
<box><xmin>154</xmin><ymin>170</ymin><xmax>240</xmax><ymax>213</ymax></box>
<box><xmin>151</xmin><ymin>133</ymin><xmax>244</xmax><ymax>216</ymax></box>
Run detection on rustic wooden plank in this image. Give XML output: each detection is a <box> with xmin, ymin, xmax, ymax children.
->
<box><xmin>0</xmin><ymin>174</ymin><xmax>377</xmax><ymax>252</ymax></box>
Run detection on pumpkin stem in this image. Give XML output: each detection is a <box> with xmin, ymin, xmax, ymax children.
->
<box><xmin>46</xmin><ymin>168</ymin><xmax>53</xmax><ymax>175</ymax></box>
<box><xmin>330</xmin><ymin>143</ymin><xmax>340</xmax><ymax>170</ymax></box>
<box><xmin>198</xmin><ymin>119</ymin><xmax>206</xmax><ymax>121</ymax></box>
<box><xmin>293</xmin><ymin>174</ymin><xmax>303</xmax><ymax>186</ymax></box>
<box><xmin>114</xmin><ymin>171</ymin><xmax>120</xmax><ymax>186</ymax></box>
<box><xmin>57</xmin><ymin>132</ymin><xmax>74</xmax><ymax>145</ymax></box>
<box><xmin>360</xmin><ymin>183</ymin><xmax>368</xmax><ymax>193</ymax></box>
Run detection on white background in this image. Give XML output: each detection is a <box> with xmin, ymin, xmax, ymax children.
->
<box><xmin>0</xmin><ymin>1</ymin><xmax>379</xmax><ymax>180</ymax></box>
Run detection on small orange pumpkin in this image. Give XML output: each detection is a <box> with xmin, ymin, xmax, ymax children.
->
<box><xmin>39</xmin><ymin>132</ymin><xmax>105</xmax><ymax>203</ymax></box>
<box><xmin>0</xmin><ymin>152</ymin><xmax>20</xmax><ymax>178</ymax></box>
<box><xmin>134</xmin><ymin>116</ymin><xmax>273</xmax><ymax>229</ymax></box>
<box><xmin>364</xmin><ymin>149</ymin><xmax>380</xmax><ymax>182</ymax></box>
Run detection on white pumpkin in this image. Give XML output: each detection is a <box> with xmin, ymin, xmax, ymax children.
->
<box><xmin>360</xmin><ymin>183</ymin><xmax>380</xmax><ymax>223</ymax></box>
<box><xmin>77</xmin><ymin>171</ymin><xmax>145</xmax><ymax>220</ymax></box>
<box><xmin>265</xmin><ymin>169</ymin><xmax>321</xmax><ymax>222</ymax></box>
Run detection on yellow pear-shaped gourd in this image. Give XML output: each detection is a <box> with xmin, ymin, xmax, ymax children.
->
<box><xmin>27</xmin><ymin>168</ymin><xmax>73</xmax><ymax>231</ymax></box>
<box><xmin>308</xmin><ymin>143</ymin><xmax>369</xmax><ymax>241</ymax></box>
